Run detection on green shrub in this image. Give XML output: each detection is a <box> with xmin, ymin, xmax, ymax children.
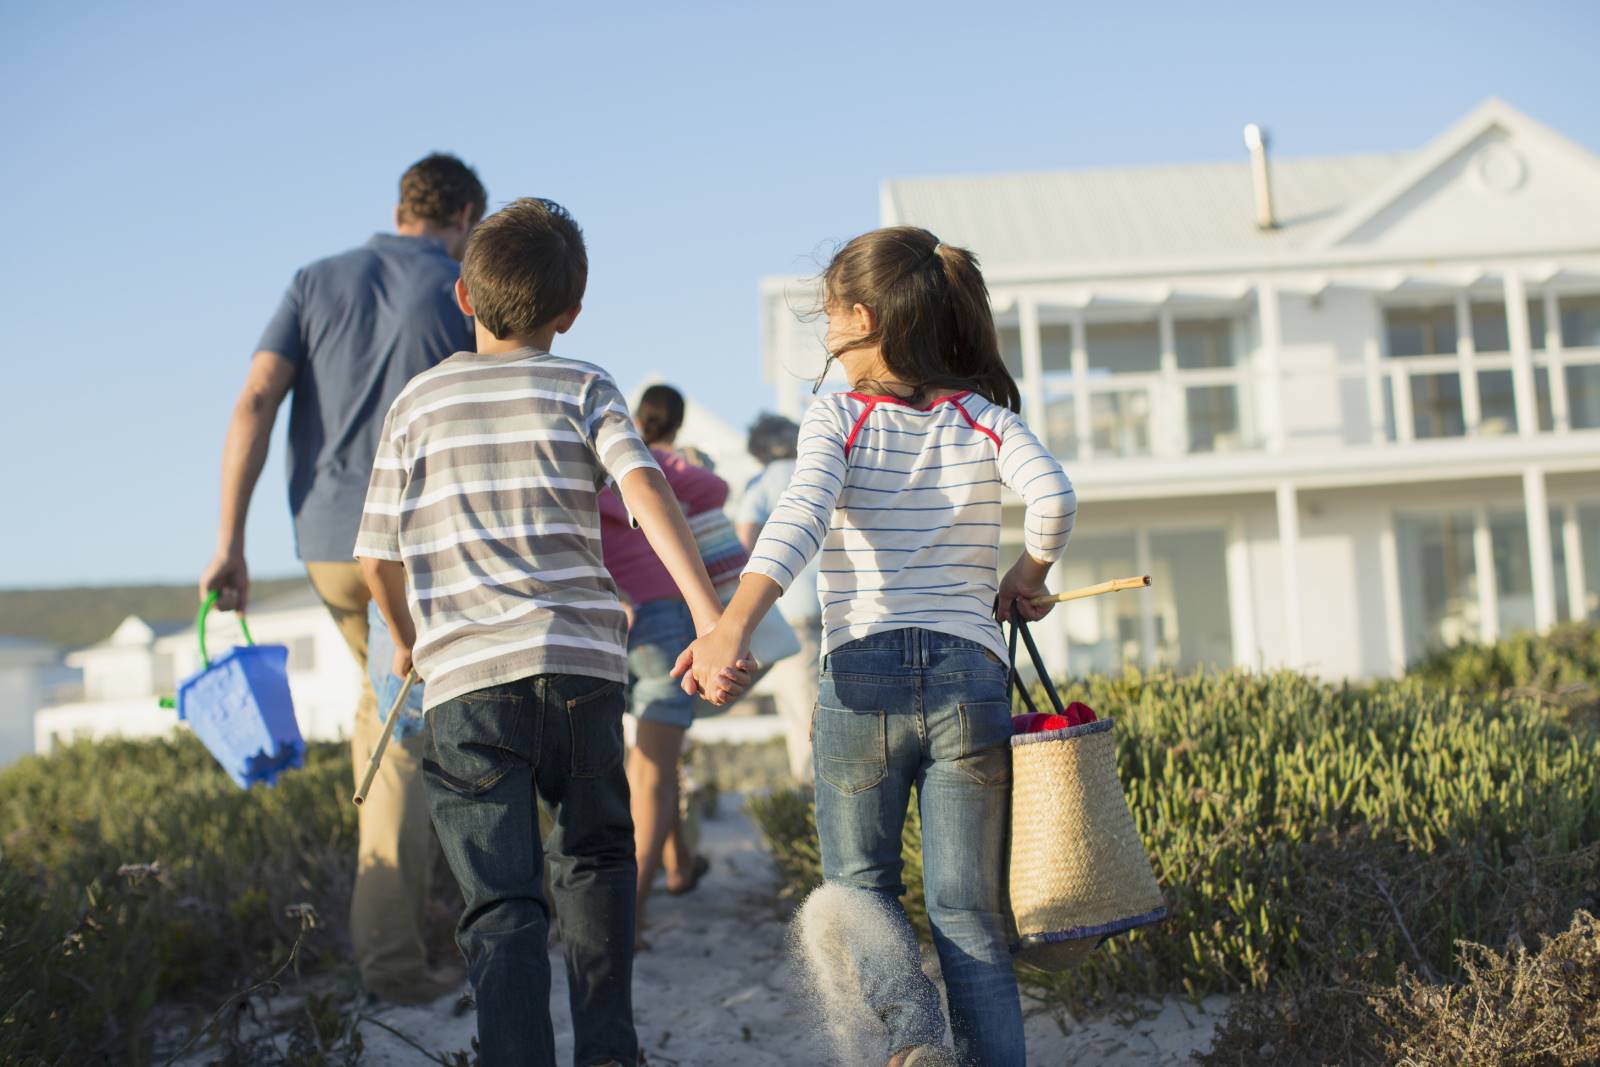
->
<box><xmin>0</xmin><ymin>735</ymin><xmax>362</xmax><ymax>1063</ymax></box>
<box><xmin>749</xmin><ymin>668</ymin><xmax>1600</xmax><ymax>1010</ymax></box>
<box><xmin>1409</xmin><ymin>622</ymin><xmax>1600</xmax><ymax>728</ymax></box>
<box><xmin>1201</xmin><ymin>906</ymin><xmax>1600</xmax><ymax>1066</ymax></box>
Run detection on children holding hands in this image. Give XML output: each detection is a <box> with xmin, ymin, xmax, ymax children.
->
<box><xmin>355</xmin><ymin>198</ymin><xmax>748</xmax><ymax>1067</ymax></box>
<box><xmin>356</xmin><ymin>203</ymin><xmax>1072</xmax><ymax>1067</ymax></box>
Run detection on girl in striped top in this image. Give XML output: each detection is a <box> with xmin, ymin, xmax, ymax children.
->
<box><xmin>678</xmin><ymin>227</ymin><xmax>1075</xmax><ymax>1066</ymax></box>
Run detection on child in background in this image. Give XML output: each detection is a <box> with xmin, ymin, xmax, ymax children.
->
<box><xmin>597</xmin><ymin>383</ymin><xmax>729</xmax><ymax>945</ymax></box>
<box><xmin>677</xmin><ymin>226</ymin><xmax>1076</xmax><ymax>1067</ymax></box>
<box><xmin>356</xmin><ymin>198</ymin><xmax>748</xmax><ymax>1067</ymax></box>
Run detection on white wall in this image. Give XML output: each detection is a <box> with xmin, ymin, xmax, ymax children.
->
<box><xmin>1276</xmin><ymin>288</ymin><xmax>1385</xmax><ymax>450</ymax></box>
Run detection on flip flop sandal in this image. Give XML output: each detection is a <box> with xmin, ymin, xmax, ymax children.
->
<box><xmin>665</xmin><ymin>854</ymin><xmax>711</xmax><ymax>896</ymax></box>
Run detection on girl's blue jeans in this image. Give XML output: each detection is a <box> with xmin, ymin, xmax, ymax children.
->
<box><xmin>813</xmin><ymin>627</ymin><xmax>1024</xmax><ymax>1067</ymax></box>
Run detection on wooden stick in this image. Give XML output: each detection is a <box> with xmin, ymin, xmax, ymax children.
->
<box><xmin>353</xmin><ymin>671</ymin><xmax>417</xmax><ymax>807</ymax></box>
<box><xmin>1029</xmin><ymin>574</ymin><xmax>1151</xmax><ymax>606</ymax></box>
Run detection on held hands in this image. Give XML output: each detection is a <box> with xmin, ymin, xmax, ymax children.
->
<box><xmin>671</xmin><ymin>625</ymin><xmax>757</xmax><ymax>706</ymax></box>
<box><xmin>998</xmin><ymin>553</ymin><xmax>1054</xmax><ymax>623</ymax></box>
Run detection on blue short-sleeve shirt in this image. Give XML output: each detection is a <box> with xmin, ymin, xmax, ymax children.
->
<box><xmin>257</xmin><ymin>233</ymin><xmax>471</xmax><ymax>561</ymax></box>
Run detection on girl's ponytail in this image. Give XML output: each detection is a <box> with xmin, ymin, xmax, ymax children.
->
<box><xmin>822</xmin><ymin>227</ymin><xmax>1023</xmax><ymax>412</ymax></box>
<box><xmin>934</xmin><ymin>243</ymin><xmax>1022</xmax><ymax>413</ymax></box>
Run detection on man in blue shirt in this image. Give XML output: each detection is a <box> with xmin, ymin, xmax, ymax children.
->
<box><xmin>199</xmin><ymin>153</ymin><xmax>485</xmax><ymax>1004</ymax></box>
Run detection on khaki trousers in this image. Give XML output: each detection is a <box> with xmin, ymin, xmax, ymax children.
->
<box><xmin>305</xmin><ymin>560</ymin><xmax>435</xmax><ymax>994</ymax></box>
<box><xmin>768</xmin><ymin>618</ymin><xmax>820</xmax><ymax>786</ymax></box>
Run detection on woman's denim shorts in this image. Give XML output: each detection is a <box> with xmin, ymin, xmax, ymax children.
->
<box><xmin>626</xmin><ymin>598</ymin><xmax>704</xmax><ymax>730</ymax></box>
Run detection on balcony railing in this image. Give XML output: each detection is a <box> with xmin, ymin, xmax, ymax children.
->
<box><xmin>1027</xmin><ymin>345</ymin><xmax>1600</xmax><ymax>461</ymax></box>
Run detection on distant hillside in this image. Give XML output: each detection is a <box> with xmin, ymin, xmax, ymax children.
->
<box><xmin>0</xmin><ymin>578</ymin><xmax>312</xmax><ymax>650</ymax></box>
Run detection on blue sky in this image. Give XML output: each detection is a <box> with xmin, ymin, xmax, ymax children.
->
<box><xmin>2</xmin><ymin>0</ymin><xmax>1596</xmax><ymax>588</ymax></box>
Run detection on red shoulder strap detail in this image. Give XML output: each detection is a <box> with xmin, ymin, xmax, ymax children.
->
<box><xmin>949</xmin><ymin>397</ymin><xmax>1002</xmax><ymax>451</ymax></box>
<box><xmin>843</xmin><ymin>397</ymin><xmax>879</xmax><ymax>458</ymax></box>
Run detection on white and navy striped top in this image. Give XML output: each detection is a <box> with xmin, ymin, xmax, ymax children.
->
<box><xmin>743</xmin><ymin>390</ymin><xmax>1076</xmax><ymax>661</ymax></box>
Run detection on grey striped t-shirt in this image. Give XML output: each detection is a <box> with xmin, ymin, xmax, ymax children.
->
<box><xmin>355</xmin><ymin>348</ymin><xmax>660</xmax><ymax>710</ymax></box>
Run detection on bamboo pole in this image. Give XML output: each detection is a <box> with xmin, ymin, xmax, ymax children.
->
<box><xmin>1029</xmin><ymin>574</ymin><xmax>1151</xmax><ymax>606</ymax></box>
<box><xmin>353</xmin><ymin>671</ymin><xmax>418</xmax><ymax>806</ymax></box>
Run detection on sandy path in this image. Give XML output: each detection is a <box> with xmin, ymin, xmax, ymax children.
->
<box><xmin>356</xmin><ymin>796</ymin><xmax>1225</xmax><ymax>1066</ymax></box>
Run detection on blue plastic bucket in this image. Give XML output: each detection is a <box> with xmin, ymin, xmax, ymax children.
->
<box><xmin>175</xmin><ymin>592</ymin><xmax>305</xmax><ymax>788</ymax></box>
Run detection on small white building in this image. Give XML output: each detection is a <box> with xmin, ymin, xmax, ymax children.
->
<box><xmin>0</xmin><ymin>637</ymin><xmax>78</xmax><ymax>767</ymax></box>
<box><xmin>35</xmin><ymin>585</ymin><xmax>362</xmax><ymax>754</ymax></box>
<box><xmin>759</xmin><ymin>99</ymin><xmax>1600</xmax><ymax>679</ymax></box>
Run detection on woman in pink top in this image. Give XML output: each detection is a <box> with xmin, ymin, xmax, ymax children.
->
<box><xmin>599</xmin><ymin>384</ymin><xmax>733</xmax><ymax>945</ymax></box>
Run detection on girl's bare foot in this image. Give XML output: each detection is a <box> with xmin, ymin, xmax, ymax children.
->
<box><xmin>891</xmin><ymin>1046</ymin><xmax>956</xmax><ymax>1067</ymax></box>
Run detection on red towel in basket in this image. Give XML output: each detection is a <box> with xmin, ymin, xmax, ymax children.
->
<box><xmin>1012</xmin><ymin>702</ymin><xmax>1097</xmax><ymax>734</ymax></box>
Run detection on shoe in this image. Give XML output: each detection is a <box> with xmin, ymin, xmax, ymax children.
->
<box><xmin>366</xmin><ymin>964</ymin><xmax>466</xmax><ymax>1006</ymax></box>
<box><xmin>901</xmin><ymin>1047</ymin><xmax>957</xmax><ymax>1067</ymax></box>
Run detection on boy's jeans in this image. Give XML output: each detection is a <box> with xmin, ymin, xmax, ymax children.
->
<box><xmin>424</xmin><ymin>674</ymin><xmax>638</xmax><ymax>1067</ymax></box>
<box><xmin>813</xmin><ymin>627</ymin><xmax>1024</xmax><ymax>1067</ymax></box>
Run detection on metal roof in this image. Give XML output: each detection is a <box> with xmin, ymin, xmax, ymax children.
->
<box><xmin>882</xmin><ymin>152</ymin><xmax>1411</xmax><ymax>270</ymax></box>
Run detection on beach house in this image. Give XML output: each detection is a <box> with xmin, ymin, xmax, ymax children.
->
<box><xmin>758</xmin><ymin>99</ymin><xmax>1600</xmax><ymax>679</ymax></box>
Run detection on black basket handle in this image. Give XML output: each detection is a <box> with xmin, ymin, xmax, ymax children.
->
<box><xmin>1006</xmin><ymin>602</ymin><xmax>1066</xmax><ymax>717</ymax></box>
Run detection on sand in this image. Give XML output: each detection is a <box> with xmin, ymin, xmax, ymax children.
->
<box><xmin>163</xmin><ymin>793</ymin><xmax>1223</xmax><ymax>1065</ymax></box>
<box><xmin>342</xmin><ymin>796</ymin><xmax>1226</xmax><ymax>1066</ymax></box>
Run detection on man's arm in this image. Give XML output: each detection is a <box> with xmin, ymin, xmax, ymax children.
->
<box><xmin>359</xmin><ymin>556</ymin><xmax>416</xmax><ymax>678</ymax></box>
<box><xmin>200</xmin><ymin>351</ymin><xmax>296</xmax><ymax>611</ymax></box>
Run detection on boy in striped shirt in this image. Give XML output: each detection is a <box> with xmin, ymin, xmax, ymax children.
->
<box><xmin>355</xmin><ymin>198</ymin><xmax>746</xmax><ymax>1067</ymax></box>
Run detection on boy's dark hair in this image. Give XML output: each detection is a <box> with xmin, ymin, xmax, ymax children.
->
<box><xmin>822</xmin><ymin>226</ymin><xmax>1021</xmax><ymax>412</ymax></box>
<box><xmin>397</xmin><ymin>153</ymin><xmax>486</xmax><ymax>227</ymax></box>
<box><xmin>636</xmin><ymin>384</ymin><xmax>686</xmax><ymax>445</ymax></box>
<box><xmin>462</xmin><ymin>198</ymin><xmax>588</xmax><ymax>339</ymax></box>
<box><xmin>747</xmin><ymin>413</ymin><xmax>799</xmax><ymax>463</ymax></box>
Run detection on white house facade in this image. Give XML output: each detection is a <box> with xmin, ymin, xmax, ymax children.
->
<box><xmin>758</xmin><ymin>100</ymin><xmax>1600</xmax><ymax>680</ymax></box>
<box><xmin>0</xmin><ymin>637</ymin><xmax>77</xmax><ymax>767</ymax></box>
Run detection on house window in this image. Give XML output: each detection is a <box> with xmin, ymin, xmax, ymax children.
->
<box><xmin>1086</xmin><ymin>321</ymin><xmax>1160</xmax><ymax>374</ymax></box>
<box><xmin>1148</xmin><ymin>529</ymin><xmax>1233</xmax><ymax>670</ymax></box>
<box><xmin>1058</xmin><ymin>533</ymin><xmax>1141</xmax><ymax>674</ymax></box>
<box><xmin>1559</xmin><ymin>295</ymin><xmax>1600</xmax><ymax>348</ymax></box>
<box><xmin>1470</xmin><ymin>301</ymin><xmax>1510</xmax><ymax>353</ymax></box>
<box><xmin>1385</xmin><ymin>305</ymin><xmax>1457</xmax><ymax>357</ymax></box>
<box><xmin>997</xmin><ymin>325</ymin><xmax>1023</xmax><ymax>377</ymax></box>
<box><xmin>1057</xmin><ymin>527</ymin><xmax>1233</xmax><ymax>673</ymax></box>
<box><xmin>1186</xmin><ymin>387</ymin><xmax>1242</xmax><ymax>453</ymax></box>
<box><xmin>1038</xmin><ymin>322</ymin><xmax>1078</xmax><ymax>460</ymax></box>
<box><xmin>1489</xmin><ymin>511</ymin><xmax>1535</xmax><ymax>636</ymax></box>
<box><xmin>1478</xmin><ymin>371</ymin><xmax>1518</xmax><ymax>436</ymax></box>
<box><xmin>1040</xmin><ymin>323</ymin><xmax>1073</xmax><ymax>372</ymax></box>
<box><xmin>1409</xmin><ymin>374</ymin><xmax>1466</xmax><ymax>439</ymax></box>
<box><xmin>1396</xmin><ymin>512</ymin><xmax>1478</xmax><ymax>658</ymax></box>
<box><xmin>1175</xmin><ymin>318</ymin><xmax>1235</xmax><ymax>369</ymax></box>
<box><xmin>1584</xmin><ymin>506</ymin><xmax>1600</xmax><ymax>622</ymax></box>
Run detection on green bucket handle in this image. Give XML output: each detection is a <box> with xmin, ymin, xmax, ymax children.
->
<box><xmin>158</xmin><ymin>592</ymin><xmax>256</xmax><ymax>708</ymax></box>
<box><xmin>196</xmin><ymin>589</ymin><xmax>255</xmax><ymax>670</ymax></box>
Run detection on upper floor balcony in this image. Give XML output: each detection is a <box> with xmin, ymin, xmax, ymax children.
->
<box><xmin>986</xmin><ymin>268</ymin><xmax>1600</xmax><ymax>496</ymax></box>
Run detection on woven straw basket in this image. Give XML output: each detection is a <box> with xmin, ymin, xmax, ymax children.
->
<box><xmin>1003</xmin><ymin>611</ymin><xmax>1167</xmax><ymax>970</ymax></box>
<box><xmin>1008</xmin><ymin>718</ymin><xmax>1168</xmax><ymax>969</ymax></box>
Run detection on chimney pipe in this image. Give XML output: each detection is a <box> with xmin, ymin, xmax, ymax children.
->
<box><xmin>1244</xmin><ymin>123</ymin><xmax>1277</xmax><ymax>230</ymax></box>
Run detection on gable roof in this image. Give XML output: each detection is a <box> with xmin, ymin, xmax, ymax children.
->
<box><xmin>1312</xmin><ymin>98</ymin><xmax>1600</xmax><ymax>249</ymax></box>
<box><xmin>882</xmin><ymin>152</ymin><xmax>1408</xmax><ymax>271</ymax></box>
<box><xmin>879</xmin><ymin>99</ymin><xmax>1600</xmax><ymax>274</ymax></box>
